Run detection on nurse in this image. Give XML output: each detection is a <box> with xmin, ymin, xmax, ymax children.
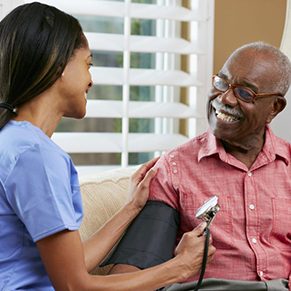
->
<box><xmin>0</xmin><ymin>2</ymin><xmax>215</xmax><ymax>290</ymax></box>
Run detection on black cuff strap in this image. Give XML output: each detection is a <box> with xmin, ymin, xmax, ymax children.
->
<box><xmin>101</xmin><ymin>200</ymin><xmax>179</xmax><ymax>269</ymax></box>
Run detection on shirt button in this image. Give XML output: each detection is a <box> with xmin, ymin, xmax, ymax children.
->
<box><xmin>247</xmin><ymin>171</ymin><xmax>252</xmax><ymax>177</ymax></box>
<box><xmin>172</xmin><ymin>162</ymin><xmax>177</xmax><ymax>166</ymax></box>
<box><xmin>173</xmin><ymin>169</ymin><xmax>178</xmax><ymax>174</ymax></box>
<box><xmin>252</xmin><ymin>238</ymin><xmax>257</xmax><ymax>244</ymax></box>
<box><xmin>258</xmin><ymin>271</ymin><xmax>264</xmax><ymax>277</ymax></box>
<box><xmin>249</xmin><ymin>204</ymin><xmax>255</xmax><ymax>210</ymax></box>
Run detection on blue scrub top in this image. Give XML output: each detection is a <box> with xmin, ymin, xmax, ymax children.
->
<box><xmin>0</xmin><ymin>121</ymin><xmax>83</xmax><ymax>290</ymax></box>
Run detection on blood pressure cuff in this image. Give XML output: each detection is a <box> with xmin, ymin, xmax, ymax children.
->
<box><xmin>101</xmin><ymin>200</ymin><xmax>180</xmax><ymax>269</ymax></box>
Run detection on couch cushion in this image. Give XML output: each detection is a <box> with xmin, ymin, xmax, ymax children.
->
<box><xmin>79</xmin><ymin>167</ymin><xmax>135</xmax><ymax>274</ymax></box>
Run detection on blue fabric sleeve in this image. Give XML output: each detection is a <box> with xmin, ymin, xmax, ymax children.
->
<box><xmin>101</xmin><ymin>200</ymin><xmax>179</xmax><ymax>269</ymax></box>
<box><xmin>5</xmin><ymin>144</ymin><xmax>82</xmax><ymax>242</ymax></box>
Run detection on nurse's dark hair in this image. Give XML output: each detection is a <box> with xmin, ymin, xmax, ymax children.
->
<box><xmin>0</xmin><ymin>2</ymin><xmax>87</xmax><ymax>129</ymax></box>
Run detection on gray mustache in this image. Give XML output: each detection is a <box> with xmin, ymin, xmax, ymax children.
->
<box><xmin>212</xmin><ymin>99</ymin><xmax>244</xmax><ymax>119</ymax></box>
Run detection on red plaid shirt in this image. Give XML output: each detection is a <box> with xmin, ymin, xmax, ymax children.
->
<box><xmin>149</xmin><ymin>126</ymin><xmax>291</xmax><ymax>289</ymax></box>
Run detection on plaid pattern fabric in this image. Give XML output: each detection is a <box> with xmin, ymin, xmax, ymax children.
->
<box><xmin>163</xmin><ymin>278</ymin><xmax>289</xmax><ymax>291</ymax></box>
<box><xmin>149</xmin><ymin>126</ymin><xmax>291</xmax><ymax>288</ymax></box>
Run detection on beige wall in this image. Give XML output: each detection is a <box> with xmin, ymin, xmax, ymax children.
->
<box><xmin>214</xmin><ymin>0</ymin><xmax>287</xmax><ymax>73</ymax></box>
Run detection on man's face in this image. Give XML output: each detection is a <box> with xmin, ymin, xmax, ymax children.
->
<box><xmin>207</xmin><ymin>49</ymin><xmax>282</xmax><ymax>149</ymax></box>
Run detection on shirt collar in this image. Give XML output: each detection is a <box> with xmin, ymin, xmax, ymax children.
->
<box><xmin>198</xmin><ymin>126</ymin><xmax>290</xmax><ymax>166</ymax></box>
<box><xmin>262</xmin><ymin>125</ymin><xmax>289</xmax><ymax>166</ymax></box>
<box><xmin>197</xmin><ymin>129</ymin><xmax>224</xmax><ymax>162</ymax></box>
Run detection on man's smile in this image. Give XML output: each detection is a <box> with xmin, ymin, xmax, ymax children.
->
<box><xmin>211</xmin><ymin>98</ymin><xmax>243</xmax><ymax>124</ymax></box>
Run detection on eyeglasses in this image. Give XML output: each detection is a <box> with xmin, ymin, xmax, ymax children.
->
<box><xmin>212</xmin><ymin>75</ymin><xmax>283</xmax><ymax>103</ymax></box>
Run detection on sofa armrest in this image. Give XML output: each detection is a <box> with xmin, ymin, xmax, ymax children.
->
<box><xmin>79</xmin><ymin>167</ymin><xmax>135</xmax><ymax>274</ymax></box>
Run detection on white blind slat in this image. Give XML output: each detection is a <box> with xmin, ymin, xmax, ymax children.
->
<box><xmin>53</xmin><ymin>133</ymin><xmax>121</xmax><ymax>153</ymax></box>
<box><xmin>90</xmin><ymin>67</ymin><xmax>201</xmax><ymax>86</ymax></box>
<box><xmin>86</xmin><ymin>32</ymin><xmax>203</xmax><ymax>54</ymax></box>
<box><xmin>85</xmin><ymin>100</ymin><xmax>200</xmax><ymax>119</ymax></box>
<box><xmin>26</xmin><ymin>0</ymin><xmax>207</xmax><ymax>21</ymax></box>
<box><xmin>52</xmin><ymin>133</ymin><xmax>188</xmax><ymax>153</ymax></box>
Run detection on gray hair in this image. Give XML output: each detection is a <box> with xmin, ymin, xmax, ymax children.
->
<box><xmin>231</xmin><ymin>41</ymin><xmax>291</xmax><ymax>96</ymax></box>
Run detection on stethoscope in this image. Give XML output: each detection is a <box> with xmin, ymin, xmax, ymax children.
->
<box><xmin>166</xmin><ymin>196</ymin><xmax>220</xmax><ymax>291</ymax></box>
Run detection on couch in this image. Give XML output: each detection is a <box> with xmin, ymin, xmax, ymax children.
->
<box><xmin>78</xmin><ymin>167</ymin><xmax>135</xmax><ymax>275</ymax></box>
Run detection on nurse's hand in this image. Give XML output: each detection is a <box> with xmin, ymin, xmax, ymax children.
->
<box><xmin>128</xmin><ymin>157</ymin><xmax>159</xmax><ymax>210</ymax></box>
<box><xmin>174</xmin><ymin>222</ymin><xmax>216</xmax><ymax>279</ymax></box>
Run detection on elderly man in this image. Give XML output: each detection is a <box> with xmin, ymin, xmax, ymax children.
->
<box><xmin>104</xmin><ymin>42</ymin><xmax>291</xmax><ymax>291</ymax></box>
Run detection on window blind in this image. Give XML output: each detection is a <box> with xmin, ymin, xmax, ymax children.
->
<box><xmin>5</xmin><ymin>0</ymin><xmax>214</xmax><ymax>175</ymax></box>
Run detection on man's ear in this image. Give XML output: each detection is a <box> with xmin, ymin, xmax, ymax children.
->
<box><xmin>266</xmin><ymin>96</ymin><xmax>287</xmax><ymax>124</ymax></box>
